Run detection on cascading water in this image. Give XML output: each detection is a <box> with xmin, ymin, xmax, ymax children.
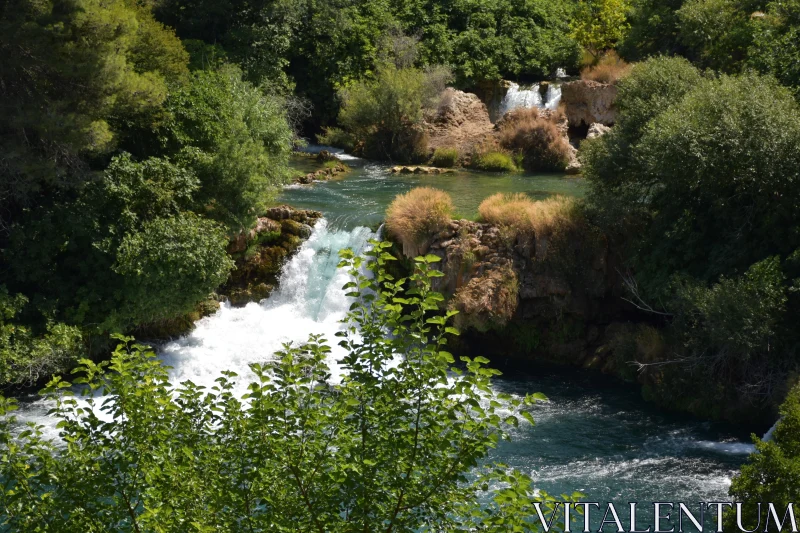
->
<box><xmin>500</xmin><ymin>83</ymin><xmax>543</xmax><ymax>115</ymax></box>
<box><xmin>499</xmin><ymin>82</ymin><xmax>562</xmax><ymax>116</ymax></box>
<box><xmin>159</xmin><ymin>221</ymin><xmax>374</xmax><ymax>393</ymax></box>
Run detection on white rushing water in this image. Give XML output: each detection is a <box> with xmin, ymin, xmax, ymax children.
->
<box><xmin>15</xmin><ymin>221</ymin><xmax>374</xmax><ymax>438</ymax></box>
<box><xmin>499</xmin><ymin>82</ymin><xmax>562</xmax><ymax>116</ymax></box>
<box><xmin>160</xmin><ymin>221</ymin><xmax>374</xmax><ymax>394</ymax></box>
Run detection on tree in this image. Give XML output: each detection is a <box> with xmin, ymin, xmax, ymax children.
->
<box><xmin>0</xmin><ymin>0</ymin><xmax>189</xmax><ymax>228</ymax></box>
<box><xmin>677</xmin><ymin>0</ymin><xmax>755</xmax><ymax>71</ymax></box>
<box><xmin>0</xmin><ymin>244</ymin><xmax>577</xmax><ymax>531</ymax></box>
<box><xmin>570</xmin><ymin>0</ymin><xmax>632</xmax><ymax>58</ymax></box>
<box><xmin>6</xmin><ymin>154</ymin><xmax>234</xmax><ymax>334</ymax></box>
<box><xmin>337</xmin><ymin>65</ymin><xmax>451</xmax><ymax>162</ymax></box>
<box><xmin>748</xmin><ymin>0</ymin><xmax>800</xmax><ymax>99</ymax></box>
<box><xmin>158</xmin><ymin>65</ymin><xmax>294</xmax><ymax>230</ymax></box>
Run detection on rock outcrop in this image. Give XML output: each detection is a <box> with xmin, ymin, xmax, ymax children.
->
<box><xmin>424</xmin><ymin>89</ymin><xmax>495</xmax><ymax>154</ymax></box>
<box><xmin>294</xmin><ymin>160</ymin><xmax>348</xmax><ymax>184</ymax></box>
<box><xmin>390</xmin><ymin>165</ymin><xmax>455</xmax><ymax>175</ymax></box>
<box><xmin>419</xmin><ymin>217</ymin><xmax>617</xmax><ymax>344</ymax></box>
<box><xmin>587</xmin><ymin>122</ymin><xmax>612</xmax><ymax>139</ymax></box>
<box><xmin>561</xmin><ymin>80</ymin><xmax>618</xmax><ymax>127</ymax></box>
<box><xmin>222</xmin><ymin>206</ymin><xmax>322</xmax><ymax>306</ymax></box>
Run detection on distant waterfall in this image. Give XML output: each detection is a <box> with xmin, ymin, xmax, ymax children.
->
<box><xmin>499</xmin><ymin>82</ymin><xmax>562</xmax><ymax>116</ymax></box>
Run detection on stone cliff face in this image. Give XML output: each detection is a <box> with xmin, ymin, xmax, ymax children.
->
<box><xmin>420</xmin><ymin>218</ymin><xmax>621</xmax><ymax>358</ymax></box>
<box><xmin>424</xmin><ymin>89</ymin><xmax>496</xmax><ymax>154</ymax></box>
<box><xmin>560</xmin><ymin>80</ymin><xmax>618</xmax><ymax>127</ymax></box>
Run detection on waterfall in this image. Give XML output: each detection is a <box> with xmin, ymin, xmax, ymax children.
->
<box><xmin>499</xmin><ymin>82</ymin><xmax>562</xmax><ymax>116</ymax></box>
<box><xmin>500</xmin><ymin>83</ymin><xmax>542</xmax><ymax>115</ymax></box>
<box><xmin>14</xmin><ymin>221</ymin><xmax>375</xmax><ymax>435</ymax></box>
<box><xmin>159</xmin><ymin>221</ymin><xmax>374</xmax><ymax>393</ymax></box>
<box><xmin>544</xmin><ymin>84</ymin><xmax>562</xmax><ymax>110</ymax></box>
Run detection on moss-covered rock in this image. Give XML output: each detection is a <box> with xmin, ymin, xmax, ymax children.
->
<box><xmin>221</xmin><ymin>206</ymin><xmax>322</xmax><ymax>306</ymax></box>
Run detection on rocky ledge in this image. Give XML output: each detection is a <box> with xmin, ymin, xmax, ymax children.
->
<box><xmin>390</xmin><ymin>165</ymin><xmax>455</xmax><ymax>174</ymax></box>
<box><xmin>222</xmin><ymin>205</ymin><xmax>323</xmax><ymax>306</ymax></box>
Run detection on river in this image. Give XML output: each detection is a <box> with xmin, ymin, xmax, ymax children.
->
<box><xmin>15</xmin><ymin>150</ymin><xmax>752</xmax><ymax>527</ymax></box>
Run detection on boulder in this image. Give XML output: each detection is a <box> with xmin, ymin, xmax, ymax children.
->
<box><xmin>587</xmin><ymin>122</ymin><xmax>612</xmax><ymax>139</ymax></box>
<box><xmin>424</xmin><ymin>88</ymin><xmax>495</xmax><ymax>154</ymax></box>
<box><xmin>561</xmin><ymin>80</ymin><xmax>618</xmax><ymax>127</ymax></box>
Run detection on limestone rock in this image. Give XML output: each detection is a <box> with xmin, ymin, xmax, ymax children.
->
<box><xmin>587</xmin><ymin>122</ymin><xmax>611</xmax><ymax>139</ymax></box>
<box><xmin>561</xmin><ymin>80</ymin><xmax>618</xmax><ymax>127</ymax></box>
<box><xmin>424</xmin><ymin>88</ymin><xmax>495</xmax><ymax>154</ymax></box>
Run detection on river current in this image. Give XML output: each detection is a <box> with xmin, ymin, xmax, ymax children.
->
<box><xmin>16</xmin><ymin>150</ymin><xmax>753</xmax><ymax>526</ymax></box>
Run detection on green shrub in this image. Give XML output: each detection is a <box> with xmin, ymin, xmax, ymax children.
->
<box><xmin>386</xmin><ymin>187</ymin><xmax>453</xmax><ymax>257</ymax></box>
<box><xmin>729</xmin><ymin>382</ymin><xmax>800</xmax><ymax>530</ymax></box>
<box><xmin>338</xmin><ymin>66</ymin><xmax>449</xmax><ymax>163</ymax></box>
<box><xmin>633</xmin><ymin>74</ymin><xmax>800</xmax><ymax>288</ymax></box>
<box><xmin>160</xmin><ymin>65</ymin><xmax>293</xmax><ymax>230</ymax></box>
<box><xmin>670</xmin><ymin>257</ymin><xmax>788</xmax><ymax>367</ymax></box>
<box><xmin>0</xmin><ymin>247</ymin><xmax>567</xmax><ymax>531</ymax></box>
<box><xmin>0</xmin><ymin>287</ymin><xmax>83</xmax><ymax>387</ymax></box>
<box><xmin>431</xmin><ymin>147</ymin><xmax>459</xmax><ymax>168</ymax></box>
<box><xmin>470</xmin><ymin>151</ymin><xmax>517</xmax><ymax>172</ymax></box>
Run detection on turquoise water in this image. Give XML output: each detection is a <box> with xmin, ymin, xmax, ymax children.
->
<box><xmin>283</xmin><ymin>153</ymin><xmax>586</xmax><ymax>230</ymax></box>
<box><xmin>13</xmin><ymin>149</ymin><xmax>750</xmax><ymax>528</ymax></box>
<box><xmin>282</xmin><ymin>149</ymin><xmax>751</xmax><ymax>520</ymax></box>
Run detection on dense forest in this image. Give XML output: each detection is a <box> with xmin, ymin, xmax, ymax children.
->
<box><xmin>2</xmin><ymin>0</ymin><xmax>800</xmax><ymax>528</ymax></box>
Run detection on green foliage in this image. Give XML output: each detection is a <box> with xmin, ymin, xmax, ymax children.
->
<box><xmin>677</xmin><ymin>0</ymin><xmax>755</xmax><ymax>71</ymax></box>
<box><xmin>619</xmin><ymin>0</ymin><xmax>686</xmax><ymax>59</ymax></box>
<box><xmin>748</xmin><ymin>0</ymin><xmax>800</xmax><ymax>99</ymax></box>
<box><xmin>0</xmin><ymin>288</ymin><xmax>83</xmax><ymax>387</ymax></box>
<box><xmin>633</xmin><ymin>74</ymin><xmax>800</xmax><ymax>287</ymax></box>
<box><xmin>0</xmin><ymin>246</ymin><xmax>577</xmax><ymax>531</ymax></box>
<box><xmin>671</xmin><ymin>257</ymin><xmax>788</xmax><ymax>364</ymax></box>
<box><xmin>0</xmin><ymin>0</ymin><xmax>189</xmax><ymax>222</ymax></box>
<box><xmin>155</xmin><ymin>0</ymin><xmax>581</xmax><ymax>127</ymax></box>
<box><xmin>338</xmin><ymin>66</ymin><xmax>448</xmax><ymax>162</ymax></box>
<box><xmin>729</xmin><ymin>382</ymin><xmax>800</xmax><ymax>530</ymax></box>
<box><xmin>581</xmin><ymin>57</ymin><xmax>702</xmax><ymax>237</ymax></box>
<box><xmin>470</xmin><ymin>152</ymin><xmax>517</xmax><ymax>172</ymax></box>
<box><xmin>570</xmin><ymin>0</ymin><xmax>632</xmax><ymax>57</ymax></box>
<box><xmin>430</xmin><ymin>147</ymin><xmax>459</xmax><ymax>168</ymax></box>
<box><xmin>159</xmin><ymin>65</ymin><xmax>294</xmax><ymax>229</ymax></box>
<box><xmin>7</xmin><ymin>154</ymin><xmax>234</xmax><ymax>333</ymax></box>
<box><xmin>113</xmin><ymin>213</ymin><xmax>234</xmax><ymax>325</ymax></box>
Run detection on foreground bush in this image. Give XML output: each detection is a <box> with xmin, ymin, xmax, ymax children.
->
<box><xmin>498</xmin><ymin>109</ymin><xmax>572</xmax><ymax>172</ymax></box>
<box><xmin>0</xmin><ymin>246</ymin><xmax>566</xmax><ymax>532</ymax></box>
<box><xmin>386</xmin><ymin>187</ymin><xmax>453</xmax><ymax>257</ymax></box>
<box><xmin>431</xmin><ymin>147</ymin><xmax>459</xmax><ymax>167</ymax></box>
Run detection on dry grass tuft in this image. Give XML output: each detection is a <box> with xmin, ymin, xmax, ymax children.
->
<box><xmin>581</xmin><ymin>52</ymin><xmax>631</xmax><ymax>84</ymax></box>
<box><xmin>478</xmin><ymin>193</ymin><xmax>575</xmax><ymax>242</ymax></box>
<box><xmin>497</xmin><ymin>108</ymin><xmax>572</xmax><ymax>171</ymax></box>
<box><xmin>386</xmin><ymin>187</ymin><xmax>454</xmax><ymax>257</ymax></box>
